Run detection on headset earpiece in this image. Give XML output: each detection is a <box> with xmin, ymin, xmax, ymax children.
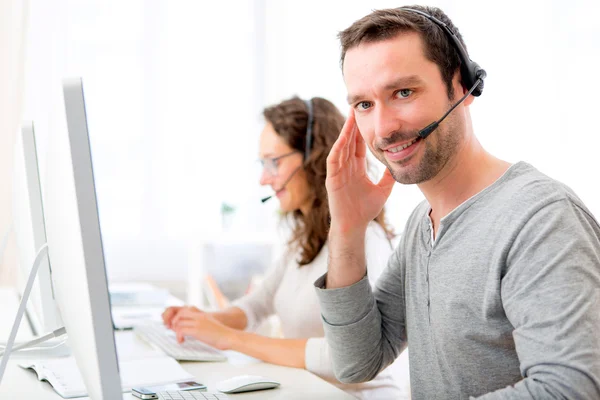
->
<box><xmin>462</xmin><ymin>60</ymin><xmax>486</xmax><ymax>97</ymax></box>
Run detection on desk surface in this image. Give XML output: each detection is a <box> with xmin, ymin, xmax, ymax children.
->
<box><xmin>0</xmin><ymin>357</ymin><xmax>354</xmax><ymax>399</ymax></box>
<box><xmin>0</xmin><ymin>288</ymin><xmax>354</xmax><ymax>399</ymax></box>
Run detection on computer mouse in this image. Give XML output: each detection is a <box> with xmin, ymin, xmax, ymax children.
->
<box><xmin>215</xmin><ymin>375</ymin><xmax>281</xmax><ymax>393</ymax></box>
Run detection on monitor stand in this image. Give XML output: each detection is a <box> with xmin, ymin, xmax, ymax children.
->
<box><xmin>0</xmin><ymin>244</ymin><xmax>67</xmax><ymax>384</ymax></box>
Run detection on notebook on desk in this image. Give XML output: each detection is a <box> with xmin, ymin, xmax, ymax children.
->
<box><xmin>19</xmin><ymin>355</ymin><xmax>194</xmax><ymax>398</ymax></box>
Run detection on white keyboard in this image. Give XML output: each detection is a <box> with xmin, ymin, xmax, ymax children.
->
<box><xmin>158</xmin><ymin>391</ymin><xmax>229</xmax><ymax>400</ymax></box>
<box><xmin>135</xmin><ymin>323</ymin><xmax>227</xmax><ymax>362</ymax></box>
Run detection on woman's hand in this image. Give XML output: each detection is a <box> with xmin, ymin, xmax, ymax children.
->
<box><xmin>165</xmin><ymin>306</ymin><xmax>308</xmax><ymax>368</ymax></box>
<box><xmin>169</xmin><ymin>307</ymin><xmax>236</xmax><ymax>350</ymax></box>
<box><xmin>161</xmin><ymin>305</ymin><xmax>200</xmax><ymax>329</ymax></box>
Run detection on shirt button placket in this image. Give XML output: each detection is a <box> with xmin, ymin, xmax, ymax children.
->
<box><xmin>426</xmin><ymin>249</ymin><xmax>432</xmax><ymax>323</ymax></box>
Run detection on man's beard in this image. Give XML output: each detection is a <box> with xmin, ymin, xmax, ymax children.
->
<box><xmin>374</xmin><ymin>116</ymin><xmax>461</xmax><ymax>185</ymax></box>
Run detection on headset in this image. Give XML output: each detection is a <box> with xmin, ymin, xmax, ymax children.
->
<box><xmin>400</xmin><ymin>7</ymin><xmax>487</xmax><ymax>139</ymax></box>
<box><xmin>304</xmin><ymin>98</ymin><xmax>314</xmax><ymax>161</ymax></box>
<box><xmin>261</xmin><ymin>98</ymin><xmax>314</xmax><ymax>203</ymax></box>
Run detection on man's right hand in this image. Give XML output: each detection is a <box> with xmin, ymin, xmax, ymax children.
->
<box><xmin>326</xmin><ymin>108</ymin><xmax>395</xmax><ymax>235</ymax></box>
<box><xmin>325</xmin><ymin>109</ymin><xmax>395</xmax><ymax>288</ymax></box>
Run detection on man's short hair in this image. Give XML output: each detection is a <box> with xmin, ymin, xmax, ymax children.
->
<box><xmin>338</xmin><ymin>5</ymin><xmax>470</xmax><ymax>99</ymax></box>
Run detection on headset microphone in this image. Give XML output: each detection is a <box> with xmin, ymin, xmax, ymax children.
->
<box><xmin>417</xmin><ymin>75</ymin><xmax>485</xmax><ymax>140</ymax></box>
<box><xmin>261</xmin><ymin>165</ymin><xmax>303</xmax><ymax>203</ymax></box>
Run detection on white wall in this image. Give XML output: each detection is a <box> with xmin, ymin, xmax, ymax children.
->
<box><xmin>0</xmin><ymin>0</ymin><xmax>29</xmax><ymax>285</ymax></box>
<box><xmin>22</xmin><ymin>0</ymin><xmax>279</xmax><ymax>284</ymax></box>
<box><xmin>16</xmin><ymin>0</ymin><xmax>600</xmax><ymax>285</ymax></box>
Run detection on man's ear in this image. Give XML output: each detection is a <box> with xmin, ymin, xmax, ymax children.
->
<box><xmin>463</xmin><ymin>87</ymin><xmax>475</xmax><ymax>106</ymax></box>
<box><xmin>456</xmin><ymin>70</ymin><xmax>475</xmax><ymax>107</ymax></box>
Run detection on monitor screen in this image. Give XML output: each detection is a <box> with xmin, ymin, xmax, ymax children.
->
<box><xmin>12</xmin><ymin>121</ymin><xmax>62</xmax><ymax>336</ymax></box>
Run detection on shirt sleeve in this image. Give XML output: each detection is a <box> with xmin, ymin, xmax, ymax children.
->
<box><xmin>306</xmin><ymin>223</ymin><xmax>395</xmax><ymax>381</ymax></box>
<box><xmin>473</xmin><ymin>199</ymin><xmax>600</xmax><ymax>399</ymax></box>
<box><xmin>314</xmin><ymin>240</ymin><xmax>408</xmax><ymax>384</ymax></box>
<box><xmin>231</xmin><ymin>252</ymin><xmax>288</xmax><ymax>332</ymax></box>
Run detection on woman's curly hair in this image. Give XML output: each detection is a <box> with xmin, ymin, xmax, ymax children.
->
<box><xmin>263</xmin><ymin>96</ymin><xmax>393</xmax><ymax>266</ymax></box>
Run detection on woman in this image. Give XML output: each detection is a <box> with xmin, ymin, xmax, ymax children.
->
<box><xmin>163</xmin><ymin>97</ymin><xmax>403</xmax><ymax>399</ymax></box>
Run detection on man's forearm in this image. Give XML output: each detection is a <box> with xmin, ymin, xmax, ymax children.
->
<box><xmin>325</xmin><ymin>225</ymin><xmax>367</xmax><ymax>288</ymax></box>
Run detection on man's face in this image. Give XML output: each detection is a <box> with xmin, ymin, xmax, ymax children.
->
<box><xmin>343</xmin><ymin>32</ymin><xmax>465</xmax><ymax>184</ymax></box>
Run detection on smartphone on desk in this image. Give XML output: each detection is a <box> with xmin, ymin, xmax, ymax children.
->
<box><xmin>132</xmin><ymin>381</ymin><xmax>207</xmax><ymax>399</ymax></box>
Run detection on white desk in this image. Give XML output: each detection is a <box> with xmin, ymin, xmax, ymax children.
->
<box><xmin>0</xmin><ymin>288</ymin><xmax>354</xmax><ymax>399</ymax></box>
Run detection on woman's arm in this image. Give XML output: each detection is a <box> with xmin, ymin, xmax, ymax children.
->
<box><xmin>364</xmin><ymin>221</ymin><xmax>394</xmax><ymax>284</ymax></box>
<box><xmin>230</xmin><ymin>253</ymin><xmax>289</xmax><ymax>331</ymax></box>
<box><xmin>164</xmin><ymin>253</ymin><xmax>289</xmax><ymax>332</ymax></box>
<box><xmin>162</xmin><ymin>305</ymin><xmax>248</xmax><ymax>331</ymax></box>
<box><xmin>211</xmin><ymin>306</ymin><xmax>247</xmax><ymax>330</ymax></box>
<box><xmin>170</xmin><ymin>308</ymin><xmax>307</xmax><ymax>368</ymax></box>
<box><xmin>228</xmin><ymin>330</ymin><xmax>308</xmax><ymax>369</ymax></box>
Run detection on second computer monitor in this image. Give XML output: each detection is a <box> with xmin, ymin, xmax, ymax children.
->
<box><xmin>12</xmin><ymin>121</ymin><xmax>62</xmax><ymax>336</ymax></box>
<box><xmin>43</xmin><ymin>78</ymin><xmax>122</xmax><ymax>399</ymax></box>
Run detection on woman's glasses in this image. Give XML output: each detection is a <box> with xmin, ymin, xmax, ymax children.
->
<box><xmin>259</xmin><ymin>151</ymin><xmax>301</xmax><ymax>177</ymax></box>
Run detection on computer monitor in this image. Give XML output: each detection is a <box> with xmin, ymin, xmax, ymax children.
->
<box><xmin>43</xmin><ymin>78</ymin><xmax>122</xmax><ymax>399</ymax></box>
<box><xmin>12</xmin><ymin>121</ymin><xmax>63</xmax><ymax>336</ymax></box>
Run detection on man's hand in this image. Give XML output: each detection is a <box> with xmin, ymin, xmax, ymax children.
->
<box><xmin>326</xmin><ymin>108</ymin><xmax>395</xmax><ymax>235</ymax></box>
<box><xmin>325</xmin><ymin>109</ymin><xmax>395</xmax><ymax>288</ymax></box>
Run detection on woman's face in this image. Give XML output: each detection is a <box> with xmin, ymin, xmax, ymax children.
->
<box><xmin>259</xmin><ymin>123</ymin><xmax>311</xmax><ymax>214</ymax></box>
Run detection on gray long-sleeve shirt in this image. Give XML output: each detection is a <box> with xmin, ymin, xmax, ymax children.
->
<box><xmin>315</xmin><ymin>162</ymin><xmax>600</xmax><ymax>399</ymax></box>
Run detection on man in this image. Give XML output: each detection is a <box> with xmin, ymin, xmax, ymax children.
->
<box><xmin>315</xmin><ymin>5</ymin><xmax>600</xmax><ymax>399</ymax></box>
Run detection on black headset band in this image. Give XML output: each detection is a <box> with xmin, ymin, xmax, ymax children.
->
<box><xmin>304</xmin><ymin>99</ymin><xmax>314</xmax><ymax>161</ymax></box>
